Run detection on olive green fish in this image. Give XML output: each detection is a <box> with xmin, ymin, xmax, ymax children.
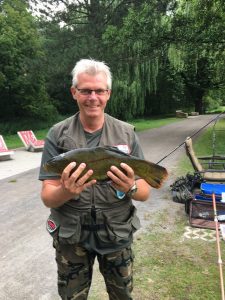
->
<box><xmin>43</xmin><ymin>146</ymin><xmax>168</xmax><ymax>189</ymax></box>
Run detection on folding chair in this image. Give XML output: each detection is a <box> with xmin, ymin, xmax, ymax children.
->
<box><xmin>17</xmin><ymin>130</ymin><xmax>44</xmax><ymax>152</ymax></box>
<box><xmin>185</xmin><ymin>137</ymin><xmax>225</xmax><ymax>182</ymax></box>
<box><xmin>0</xmin><ymin>135</ymin><xmax>14</xmax><ymax>160</ymax></box>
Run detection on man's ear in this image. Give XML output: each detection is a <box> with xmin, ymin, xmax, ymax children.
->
<box><xmin>70</xmin><ymin>86</ymin><xmax>76</xmax><ymax>99</ymax></box>
<box><xmin>107</xmin><ymin>89</ymin><xmax>112</xmax><ymax>100</ymax></box>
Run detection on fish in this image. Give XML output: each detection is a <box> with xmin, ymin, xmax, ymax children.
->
<box><xmin>43</xmin><ymin>146</ymin><xmax>168</xmax><ymax>189</ymax></box>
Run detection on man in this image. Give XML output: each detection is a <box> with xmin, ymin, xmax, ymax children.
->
<box><xmin>39</xmin><ymin>58</ymin><xmax>150</xmax><ymax>300</ymax></box>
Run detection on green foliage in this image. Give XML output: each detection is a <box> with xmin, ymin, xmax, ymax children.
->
<box><xmin>169</xmin><ymin>0</ymin><xmax>225</xmax><ymax>113</ymax></box>
<box><xmin>102</xmin><ymin>0</ymin><xmax>225</xmax><ymax>117</ymax></box>
<box><xmin>0</xmin><ymin>0</ymin><xmax>57</xmax><ymax>121</ymax></box>
<box><xmin>0</xmin><ymin>113</ymin><xmax>63</xmax><ymax>135</ymax></box>
<box><xmin>103</xmin><ymin>2</ymin><xmax>170</xmax><ymax>119</ymax></box>
<box><xmin>1</xmin><ymin>0</ymin><xmax>225</xmax><ymax>120</ymax></box>
<box><xmin>204</xmin><ymin>95</ymin><xmax>221</xmax><ymax>111</ymax></box>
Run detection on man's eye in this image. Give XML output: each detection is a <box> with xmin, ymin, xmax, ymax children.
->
<box><xmin>77</xmin><ymin>88</ymin><xmax>108</xmax><ymax>95</ymax></box>
<box><xmin>95</xmin><ymin>89</ymin><xmax>104</xmax><ymax>94</ymax></box>
<box><xmin>81</xmin><ymin>89</ymin><xmax>90</xmax><ymax>94</ymax></box>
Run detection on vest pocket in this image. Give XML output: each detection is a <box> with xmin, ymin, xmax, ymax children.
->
<box><xmin>96</xmin><ymin>206</ymin><xmax>141</xmax><ymax>245</ymax></box>
<box><xmin>46</xmin><ymin>212</ymin><xmax>81</xmax><ymax>245</ymax></box>
<box><xmin>58</xmin><ymin>215</ymin><xmax>81</xmax><ymax>244</ymax></box>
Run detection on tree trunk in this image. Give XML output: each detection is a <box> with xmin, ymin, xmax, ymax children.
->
<box><xmin>194</xmin><ymin>90</ymin><xmax>205</xmax><ymax>114</ymax></box>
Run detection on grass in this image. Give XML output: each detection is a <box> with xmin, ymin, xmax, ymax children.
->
<box><xmin>3</xmin><ymin>112</ymin><xmax>225</xmax><ymax>299</ymax></box>
<box><xmin>0</xmin><ymin>114</ymin><xmax>67</xmax><ymax>149</ymax></box>
<box><xmin>89</xmin><ymin>209</ymin><xmax>225</xmax><ymax>300</ymax></box>
<box><xmin>90</xmin><ymin>113</ymin><xmax>225</xmax><ymax>299</ymax></box>
<box><xmin>4</xmin><ymin>129</ymin><xmax>50</xmax><ymax>150</ymax></box>
<box><xmin>177</xmin><ymin>117</ymin><xmax>225</xmax><ymax>175</ymax></box>
<box><xmin>89</xmin><ymin>116</ymin><xmax>225</xmax><ymax>299</ymax></box>
<box><xmin>4</xmin><ymin>116</ymin><xmax>182</xmax><ymax>149</ymax></box>
<box><xmin>129</xmin><ymin>117</ymin><xmax>182</xmax><ymax>131</ymax></box>
<box><xmin>206</xmin><ymin>106</ymin><xmax>225</xmax><ymax>114</ymax></box>
<box><xmin>132</xmin><ymin>211</ymin><xmax>224</xmax><ymax>300</ymax></box>
<box><xmin>124</xmin><ymin>115</ymin><xmax>225</xmax><ymax>299</ymax></box>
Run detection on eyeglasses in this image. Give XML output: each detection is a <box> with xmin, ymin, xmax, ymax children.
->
<box><xmin>76</xmin><ymin>88</ymin><xmax>109</xmax><ymax>95</ymax></box>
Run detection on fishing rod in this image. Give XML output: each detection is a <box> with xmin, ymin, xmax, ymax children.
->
<box><xmin>157</xmin><ymin>112</ymin><xmax>225</xmax><ymax>165</ymax></box>
<box><xmin>212</xmin><ymin>192</ymin><xmax>225</xmax><ymax>300</ymax></box>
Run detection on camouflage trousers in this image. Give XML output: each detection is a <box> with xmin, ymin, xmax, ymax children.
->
<box><xmin>53</xmin><ymin>240</ymin><xmax>134</xmax><ymax>300</ymax></box>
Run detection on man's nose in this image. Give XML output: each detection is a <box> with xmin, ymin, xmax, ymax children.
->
<box><xmin>89</xmin><ymin>91</ymin><xmax>98</xmax><ymax>98</ymax></box>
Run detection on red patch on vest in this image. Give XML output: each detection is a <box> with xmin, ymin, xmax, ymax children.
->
<box><xmin>47</xmin><ymin>219</ymin><xmax>57</xmax><ymax>233</ymax></box>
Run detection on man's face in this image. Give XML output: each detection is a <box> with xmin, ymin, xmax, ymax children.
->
<box><xmin>71</xmin><ymin>72</ymin><xmax>111</xmax><ymax>119</ymax></box>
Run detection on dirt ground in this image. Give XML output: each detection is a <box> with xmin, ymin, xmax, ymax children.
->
<box><xmin>0</xmin><ymin>114</ymin><xmax>216</xmax><ymax>299</ymax></box>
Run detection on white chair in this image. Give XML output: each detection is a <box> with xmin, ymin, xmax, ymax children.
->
<box><xmin>0</xmin><ymin>135</ymin><xmax>14</xmax><ymax>160</ymax></box>
<box><xmin>17</xmin><ymin>130</ymin><xmax>44</xmax><ymax>152</ymax></box>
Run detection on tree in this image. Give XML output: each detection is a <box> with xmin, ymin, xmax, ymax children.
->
<box><xmin>169</xmin><ymin>0</ymin><xmax>225</xmax><ymax>113</ymax></box>
<box><xmin>26</xmin><ymin>0</ymin><xmax>225</xmax><ymax>119</ymax></box>
<box><xmin>32</xmin><ymin>0</ymin><xmax>146</xmax><ymax>116</ymax></box>
<box><xmin>103</xmin><ymin>1</ymin><xmax>173</xmax><ymax>118</ymax></box>
<box><xmin>0</xmin><ymin>0</ymin><xmax>57</xmax><ymax>121</ymax></box>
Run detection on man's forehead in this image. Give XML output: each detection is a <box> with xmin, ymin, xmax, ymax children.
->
<box><xmin>78</xmin><ymin>72</ymin><xmax>106</xmax><ymax>80</ymax></box>
<box><xmin>77</xmin><ymin>72</ymin><xmax>108</xmax><ymax>85</ymax></box>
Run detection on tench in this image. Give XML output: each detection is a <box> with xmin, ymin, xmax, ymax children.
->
<box><xmin>43</xmin><ymin>146</ymin><xmax>168</xmax><ymax>189</ymax></box>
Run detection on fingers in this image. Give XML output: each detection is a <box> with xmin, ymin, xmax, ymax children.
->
<box><xmin>60</xmin><ymin>161</ymin><xmax>135</xmax><ymax>195</ymax></box>
<box><xmin>61</xmin><ymin>162</ymin><xmax>76</xmax><ymax>181</ymax></box>
<box><xmin>108</xmin><ymin>163</ymin><xmax>134</xmax><ymax>180</ymax></box>
<box><xmin>107</xmin><ymin>163</ymin><xmax>135</xmax><ymax>193</ymax></box>
<box><xmin>61</xmin><ymin>162</ymin><xmax>96</xmax><ymax>195</ymax></box>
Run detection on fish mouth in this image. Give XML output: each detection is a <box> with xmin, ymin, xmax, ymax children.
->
<box><xmin>43</xmin><ymin>157</ymin><xmax>60</xmax><ymax>172</ymax></box>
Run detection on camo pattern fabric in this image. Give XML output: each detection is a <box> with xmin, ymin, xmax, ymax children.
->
<box><xmin>53</xmin><ymin>239</ymin><xmax>134</xmax><ymax>300</ymax></box>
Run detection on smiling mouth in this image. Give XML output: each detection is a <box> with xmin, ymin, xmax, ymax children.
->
<box><xmin>86</xmin><ymin>105</ymin><xmax>99</xmax><ymax>108</ymax></box>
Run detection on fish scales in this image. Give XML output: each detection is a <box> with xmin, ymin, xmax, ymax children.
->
<box><xmin>43</xmin><ymin>146</ymin><xmax>168</xmax><ymax>189</ymax></box>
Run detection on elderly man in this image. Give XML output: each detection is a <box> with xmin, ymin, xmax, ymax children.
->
<box><xmin>39</xmin><ymin>58</ymin><xmax>150</xmax><ymax>300</ymax></box>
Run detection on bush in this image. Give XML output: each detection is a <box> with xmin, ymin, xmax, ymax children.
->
<box><xmin>0</xmin><ymin>114</ymin><xmax>63</xmax><ymax>135</ymax></box>
<box><xmin>204</xmin><ymin>95</ymin><xmax>222</xmax><ymax>111</ymax></box>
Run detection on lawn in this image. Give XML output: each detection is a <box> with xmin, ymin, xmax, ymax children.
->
<box><xmin>177</xmin><ymin>117</ymin><xmax>225</xmax><ymax>175</ymax></box>
<box><xmin>89</xmin><ymin>115</ymin><xmax>225</xmax><ymax>300</ymax></box>
<box><xmin>4</xmin><ymin>116</ymin><xmax>183</xmax><ymax>149</ymax></box>
<box><xmin>3</xmin><ymin>113</ymin><xmax>225</xmax><ymax>299</ymax></box>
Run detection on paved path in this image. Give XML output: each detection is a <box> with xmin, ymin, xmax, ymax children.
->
<box><xmin>0</xmin><ymin>148</ymin><xmax>42</xmax><ymax>180</ymax></box>
<box><xmin>0</xmin><ymin>114</ymin><xmax>218</xmax><ymax>299</ymax></box>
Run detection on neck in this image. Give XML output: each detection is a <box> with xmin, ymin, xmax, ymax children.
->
<box><xmin>79</xmin><ymin>114</ymin><xmax>105</xmax><ymax>133</ymax></box>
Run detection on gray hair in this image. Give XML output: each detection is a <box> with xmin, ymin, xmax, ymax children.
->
<box><xmin>71</xmin><ymin>58</ymin><xmax>112</xmax><ymax>89</ymax></box>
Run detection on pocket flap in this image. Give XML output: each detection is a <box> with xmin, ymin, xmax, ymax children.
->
<box><xmin>58</xmin><ymin>216</ymin><xmax>81</xmax><ymax>244</ymax></box>
<box><xmin>131</xmin><ymin>212</ymin><xmax>141</xmax><ymax>230</ymax></box>
<box><xmin>106</xmin><ymin>207</ymin><xmax>141</xmax><ymax>241</ymax></box>
<box><xmin>59</xmin><ymin>224</ymin><xmax>79</xmax><ymax>238</ymax></box>
<box><xmin>108</xmin><ymin>222</ymin><xmax>131</xmax><ymax>239</ymax></box>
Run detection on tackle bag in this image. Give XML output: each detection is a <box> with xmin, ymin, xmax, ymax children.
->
<box><xmin>189</xmin><ymin>183</ymin><xmax>225</xmax><ymax>229</ymax></box>
<box><xmin>170</xmin><ymin>173</ymin><xmax>200</xmax><ymax>204</ymax></box>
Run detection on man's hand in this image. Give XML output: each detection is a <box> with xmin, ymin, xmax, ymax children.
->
<box><xmin>107</xmin><ymin>162</ymin><xmax>135</xmax><ymax>193</ymax></box>
<box><xmin>61</xmin><ymin>162</ymin><xmax>96</xmax><ymax>195</ymax></box>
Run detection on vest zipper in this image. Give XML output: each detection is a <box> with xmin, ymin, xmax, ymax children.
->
<box><xmin>91</xmin><ymin>185</ymin><xmax>96</xmax><ymax>223</ymax></box>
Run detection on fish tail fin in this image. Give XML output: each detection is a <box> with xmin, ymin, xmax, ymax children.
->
<box><xmin>133</xmin><ymin>160</ymin><xmax>168</xmax><ymax>189</ymax></box>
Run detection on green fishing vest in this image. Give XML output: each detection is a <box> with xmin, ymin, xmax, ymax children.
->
<box><xmin>48</xmin><ymin>113</ymin><xmax>141</xmax><ymax>250</ymax></box>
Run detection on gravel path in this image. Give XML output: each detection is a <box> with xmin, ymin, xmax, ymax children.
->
<box><xmin>0</xmin><ymin>114</ymin><xmax>217</xmax><ymax>299</ymax></box>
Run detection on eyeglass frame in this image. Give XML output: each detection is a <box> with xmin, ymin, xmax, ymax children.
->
<box><xmin>76</xmin><ymin>87</ymin><xmax>109</xmax><ymax>96</ymax></box>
